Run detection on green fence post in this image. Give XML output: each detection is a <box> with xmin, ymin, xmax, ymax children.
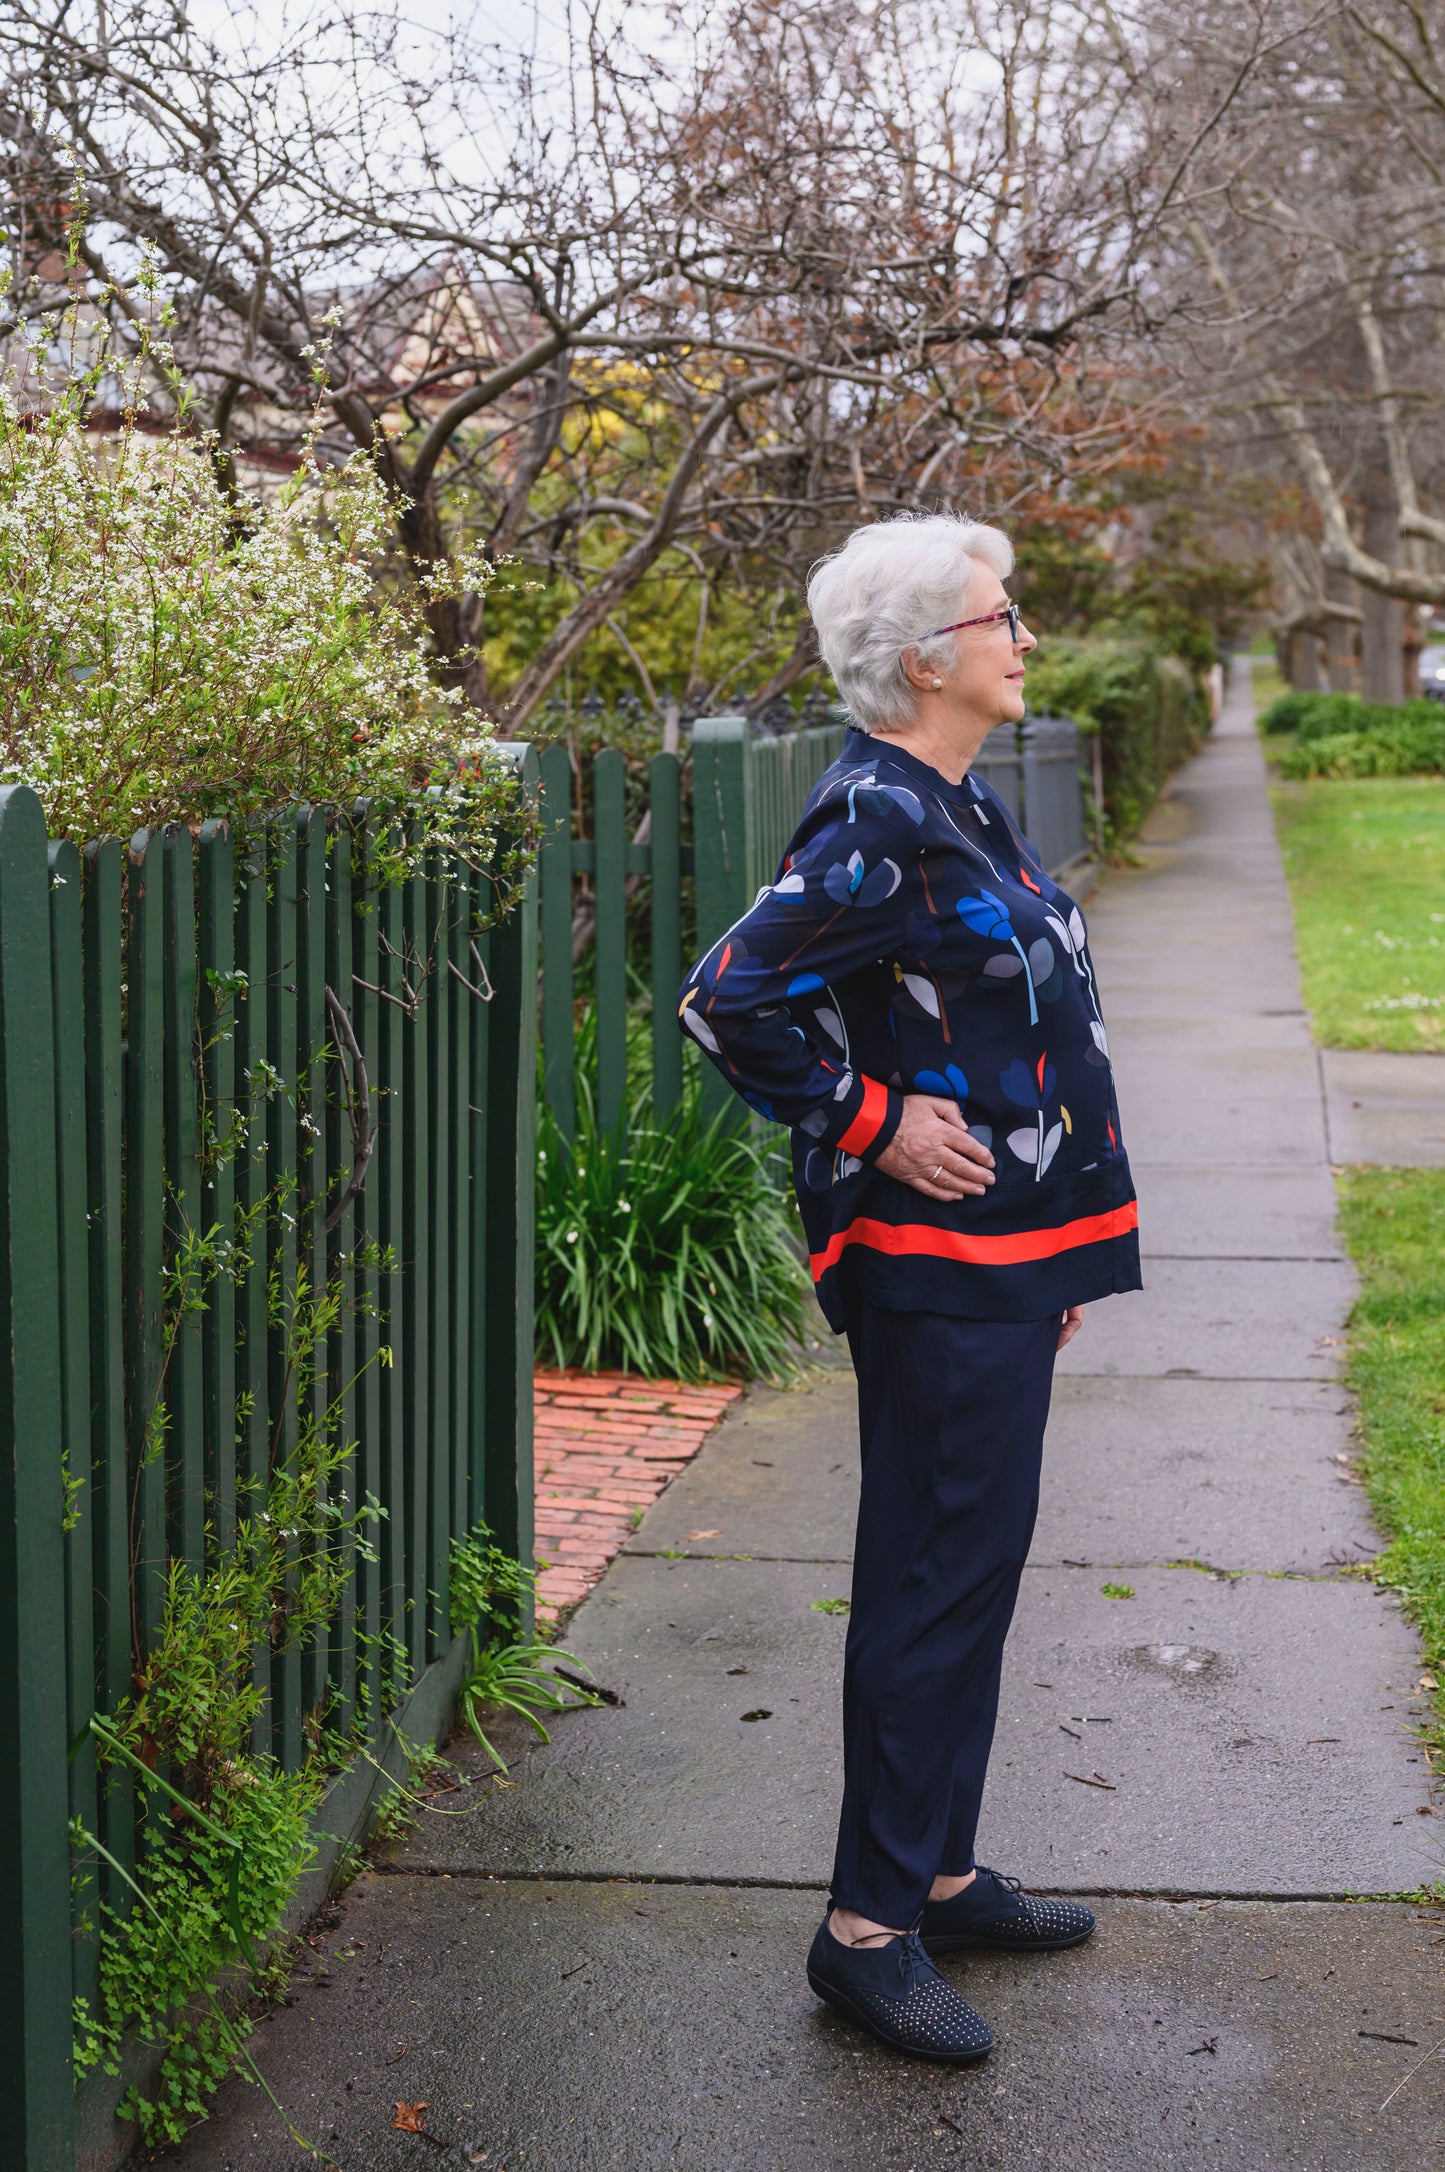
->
<box><xmin>592</xmin><ymin>747</ymin><xmax>629</xmax><ymax>1141</ymax></box>
<box><xmin>537</xmin><ymin>744</ymin><xmax>576</xmax><ymax>1146</ymax></box>
<box><xmin>689</xmin><ymin>717</ymin><xmax>750</xmax><ymax>1120</ymax></box>
<box><xmin>0</xmin><ymin>786</ymin><xmax>76</xmax><ymax>2171</ymax></box>
<box><xmin>83</xmin><ymin>838</ymin><xmax>132</xmax><ymax>1896</ymax></box>
<box><xmin>162</xmin><ymin>829</ymin><xmax>205</xmax><ymax>1574</ymax></box>
<box><xmin>648</xmin><ymin>752</ymin><xmax>683</xmax><ymax>1119</ymax></box>
<box><xmin>125</xmin><ymin>832</ymin><xmax>168</xmax><ymax>1665</ymax></box>
<box><xmin>483</xmin><ymin>746</ymin><xmax>539</xmax><ymax>1605</ymax></box>
<box><xmin>48</xmin><ymin>840</ymin><xmax>99</xmax><ymax>2026</ymax></box>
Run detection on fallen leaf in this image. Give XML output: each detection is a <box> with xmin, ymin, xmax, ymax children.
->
<box><xmin>1420</xmin><ymin>1674</ymin><xmax>1439</xmax><ymax>1692</ymax></box>
<box><xmin>681</xmin><ymin>1529</ymin><xmax>721</xmax><ymax>1543</ymax></box>
<box><xmin>393</xmin><ymin>2101</ymin><xmax>430</xmax><ymax>2132</ymax></box>
<box><xmin>385</xmin><ymin>2040</ymin><xmax>411</xmax><ymax>2065</ymax></box>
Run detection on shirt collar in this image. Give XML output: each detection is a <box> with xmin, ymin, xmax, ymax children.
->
<box><xmin>842</xmin><ymin>727</ymin><xmax>978</xmax><ymax>805</ymax></box>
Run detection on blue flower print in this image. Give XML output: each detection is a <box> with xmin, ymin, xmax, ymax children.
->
<box><xmin>1000</xmin><ymin>1051</ymin><xmax>1062</xmax><ymax>1183</ymax></box>
<box><xmin>958</xmin><ymin>890</ymin><xmax>1040</xmax><ymax>1024</ymax></box>
<box><xmin>824</xmin><ymin>849</ymin><xmax>903</xmax><ymax>908</ymax></box>
<box><xmin>914</xmin><ymin>1063</ymin><xmax>970</xmax><ymax>1102</ymax></box>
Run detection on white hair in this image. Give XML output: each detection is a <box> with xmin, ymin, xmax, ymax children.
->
<box><xmin>806</xmin><ymin>513</ymin><xmax>1015</xmax><ymax>733</ymax></box>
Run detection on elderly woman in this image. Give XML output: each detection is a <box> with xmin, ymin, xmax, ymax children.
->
<box><xmin>677</xmin><ymin>513</ymin><xmax>1140</xmax><ymax>2063</ymax></box>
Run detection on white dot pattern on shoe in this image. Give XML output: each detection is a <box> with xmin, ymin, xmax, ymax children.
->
<box><xmin>999</xmin><ymin>1893</ymin><xmax>1095</xmax><ymax>1944</ymax></box>
<box><xmin>848</xmin><ymin>1968</ymin><xmax>994</xmax><ymax>2055</ymax></box>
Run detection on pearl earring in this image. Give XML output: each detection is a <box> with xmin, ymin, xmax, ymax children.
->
<box><xmin>931</xmin><ymin>678</ymin><xmax>943</xmax><ymax>689</ymax></box>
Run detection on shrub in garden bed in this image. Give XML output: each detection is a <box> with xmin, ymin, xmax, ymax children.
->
<box><xmin>1024</xmin><ymin>637</ymin><xmax>1209</xmax><ymax>846</ymax></box>
<box><xmin>535</xmin><ymin>1038</ymin><xmax>809</xmax><ymax>1382</ymax></box>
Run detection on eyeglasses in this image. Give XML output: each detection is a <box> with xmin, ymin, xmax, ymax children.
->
<box><xmin>921</xmin><ymin>603</ymin><xmax>1022</xmax><ymax>643</ymax></box>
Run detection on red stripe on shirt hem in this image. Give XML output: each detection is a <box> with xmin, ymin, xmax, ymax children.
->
<box><xmin>836</xmin><ymin>1075</ymin><xmax>890</xmax><ymax>1156</ymax></box>
<box><xmin>808</xmin><ymin>1200</ymin><xmax>1140</xmax><ymax>1281</ymax></box>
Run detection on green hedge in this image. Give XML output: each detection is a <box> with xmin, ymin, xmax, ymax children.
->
<box><xmin>1025</xmin><ymin>638</ymin><xmax>1210</xmax><ymax>847</ymax></box>
<box><xmin>1260</xmin><ymin>690</ymin><xmax>1445</xmax><ymax>779</ymax></box>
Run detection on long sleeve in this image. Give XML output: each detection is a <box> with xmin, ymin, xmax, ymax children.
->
<box><xmin>677</xmin><ymin>768</ymin><xmax>925</xmax><ymax>1162</ymax></box>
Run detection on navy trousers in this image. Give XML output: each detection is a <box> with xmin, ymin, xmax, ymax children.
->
<box><xmin>830</xmin><ymin>1304</ymin><xmax>1060</xmax><ymax>1928</ymax></box>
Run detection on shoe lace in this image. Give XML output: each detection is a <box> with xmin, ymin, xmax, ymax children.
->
<box><xmin>894</xmin><ymin>1930</ymin><xmax>932</xmax><ymax>1998</ymax></box>
<box><xmin>976</xmin><ymin>1866</ymin><xmax>1023</xmax><ymax>1899</ymax></box>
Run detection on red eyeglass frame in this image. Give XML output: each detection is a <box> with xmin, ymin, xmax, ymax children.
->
<box><xmin>921</xmin><ymin>603</ymin><xmax>1022</xmax><ymax>642</ymax></box>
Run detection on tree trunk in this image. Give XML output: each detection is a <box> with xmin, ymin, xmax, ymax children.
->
<box><xmin>1360</xmin><ymin>467</ymin><xmax>1405</xmax><ymax>704</ymax></box>
<box><xmin>1288</xmin><ymin>627</ymin><xmax>1322</xmax><ymax>690</ymax></box>
<box><xmin>1323</xmin><ymin>567</ymin><xmax>1360</xmax><ymax>693</ymax></box>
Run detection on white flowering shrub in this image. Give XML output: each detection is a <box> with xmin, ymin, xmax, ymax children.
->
<box><xmin>0</xmin><ymin>268</ymin><xmax>526</xmax><ymax>889</ymax></box>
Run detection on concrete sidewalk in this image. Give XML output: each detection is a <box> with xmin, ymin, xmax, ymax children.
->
<box><xmin>174</xmin><ymin>676</ymin><xmax>1445</xmax><ymax>2170</ymax></box>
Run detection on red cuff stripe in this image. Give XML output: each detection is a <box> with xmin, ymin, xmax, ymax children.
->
<box><xmin>809</xmin><ymin>1200</ymin><xmax>1139</xmax><ymax>1282</ymax></box>
<box><xmin>836</xmin><ymin>1076</ymin><xmax>891</xmax><ymax>1157</ymax></box>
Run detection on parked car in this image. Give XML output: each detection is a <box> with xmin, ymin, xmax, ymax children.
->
<box><xmin>1420</xmin><ymin>641</ymin><xmax>1445</xmax><ymax>700</ymax></box>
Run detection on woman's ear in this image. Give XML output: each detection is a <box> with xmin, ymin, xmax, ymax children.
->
<box><xmin>900</xmin><ymin>644</ymin><xmax>936</xmax><ymax>693</ymax></box>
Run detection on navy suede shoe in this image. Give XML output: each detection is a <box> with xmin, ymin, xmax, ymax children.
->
<box><xmin>806</xmin><ymin>1916</ymin><xmax>994</xmax><ymax>2063</ymax></box>
<box><xmin>920</xmin><ymin>1866</ymin><xmax>1096</xmax><ymax>1955</ymax></box>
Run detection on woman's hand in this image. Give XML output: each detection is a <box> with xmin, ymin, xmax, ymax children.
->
<box><xmin>1057</xmin><ymin>1305</ymin><xmax>1085</xmax><ymax>1352</ymax></box>
<box><xmin>874</xmin><ymin>1094</ymin><xmax>995</xmax><ymax>1201</ymax></box>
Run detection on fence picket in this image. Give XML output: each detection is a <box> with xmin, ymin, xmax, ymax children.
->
<box><xmin>401</xmin><ymin>862</ymin><xmax>432</xmax><ymax>1676</ymax></box>
<box><xmin>592</xmin><ymin>747</ymin><xmax>628</xmax><ymax>1139</ymax></box>
<box><xmin>125</xmin><ymin>833</ymin><xmax>167</xmax><ymax>1664</ymax></box>
<box><xmin>267</xmin><ymin>819</ymin><xmax>304</xmax><ymax>1769</ymax></box>
<box><xmin>47</xmin><ymin>840</ymin><xmax>97</xmax><ymax>2023</ymax></box>
<box><xmin>648</xmin><ymin>752</ymin><xmax>682</xmax><ymax>1118</ymax></box>
<box><xmin>426</xmin><ymin>848</ymin><xmax>454</xmax><ymax>1658</ymax></box>
<box><xmin>0</xmin><ymin>787</ymin><xmax>75</xmax><ymax>2171</ymax></box>
<box><xmin>82</xmin><ymin>839</ymin><xmax>132</xmax><ymax>1896</ymax></box>
<box><xmin>538</xmin><ymin>744</ymin><xmax>576</xmax><ymax>1143</ymax></box>
<box><xmin>197</xmin><ymin>825</ymin><xmax>238</xmax><ymax>1548</ymax></box>
<box><xmin>162</xmin><ymin>830</ymin><xmax>205</xmax><ymax>1574</ymax></box>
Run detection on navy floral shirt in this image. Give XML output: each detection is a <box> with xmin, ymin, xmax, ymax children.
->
<box><xmin>679</xmin><ymin>728</ymin><xmax>1142</xmax><ymax>1328</ymax></box>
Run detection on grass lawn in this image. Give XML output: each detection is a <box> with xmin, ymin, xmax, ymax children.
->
<box><xmin>1270</xmin><ymin>777</ymin><xmax>1445</xmax><ymax>1052</ymax></box>
<box><xmin>1336</xmin><ymin>1171</ymin><xmax>1445</xmax><ymax>1732</ymax></box>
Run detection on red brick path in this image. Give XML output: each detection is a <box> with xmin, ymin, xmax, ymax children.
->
<box><xmin>532</xmin><ymin>1370</ymin><xmax>742</xmax><ymax>1621</ymax></box>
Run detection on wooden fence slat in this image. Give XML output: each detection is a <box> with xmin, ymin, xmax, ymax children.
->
<box><xmin>47</xmin><ymin>840</ymin><xmax>98</xmax><ymax>2024</ymax></box>
<box><xmin>163</xmin><ymin>830</ymin><xmax>205</xmax><ymax>1573</ymax></box>
<box><xmin>447</xmin><ymin>862</ymin><xmax>474</xmax><ymax>1551</ymax></box>
<box><xmin>401</xmin><ymin>864</ymin><xmax>431</xmax><ymax>1677</ymax></box>
<box><xmin>82</xmin><ymin>839</ymin><xmax>132</xmax><ymax>1894</ymax></box>
<box><xmin>231</xmin><ymin>834</ymin><xmax>272</xmax><ymax>1754</ymax></box>
<box><xmin>267</xmin><ymin>819</ymin><xmax>303</xmax><ymax>1769</ymax></box>
<box><xmin>197</xmin><ymin>825</ymin><xmax>238</xmax><ymax>1549</ymax></box>
<box><xmin>373</xmin><ymin>870</ymin><xmax>409</xmax><ymax>1694</ymax></box>
<box><xmin>0</xmin><ymin>787</ymin><xmax>76</xmax><ymax>2170</ymax></box>
<box><xmin>537</xmin><ymin>743</ymin><xmax>576</xmax><ymax>1144</ymax></box>
<box><xmin>425</xmin><ymin>851</ymin><xmax>453</xmax><ymax>1658</ymax></box>
<box><xmin>348</xmin><ymin>818</ymin><xmax>384</xmax><ymax>1731</ymax></box>
<box><xmin>483</xmin><ymin>749</ymin><xmax>539</xmax><ymax>1596</ymax></box>
<box><xmin>296</xmin><ymin>810</ymin><xmax>330</xmax><ymax>1730</ymax></box>
<box><xmin>592</xmin><ymin>747</ymin><xmax>628</xmax><ymax>1138</ymax></box>
<box><xmin>648</xmin><ymin>752</ymin><xmax>683</xmax><ymax>1119</ymax></box>
<box><xmin>466</xmin><ymin>902</ymin><xmax>492</xmax><ymax>1538</ymax></box>
<box><xmin>326</xmin><ymin>825</ymin><xmax>358</xmax><ymax>1737</ymax></box>
<box><xmin>125</xmin><ymin>832</ymin><xmax>168</xmax><ymax>1663</ymax></box>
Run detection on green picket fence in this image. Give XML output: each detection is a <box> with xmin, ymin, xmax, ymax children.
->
<box><xmin>0</xmin><ymin>758</ymin><xmax>538</xmax><ymax>2172</ymax></box>
<box><xmin>536</xmin><ymin>716</ymin><xmax>847</xmax><ymax>1137</ymax></box>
